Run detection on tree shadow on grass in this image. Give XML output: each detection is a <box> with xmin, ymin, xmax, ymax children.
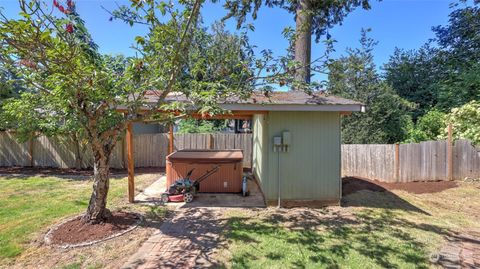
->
<box><xmin>342</xmin><ymin>177</ymin><xmax>430</xmax><ymax>215</ymax></box>
<box><xmin>224</xmin><ymin>205</ymin><xmax>448</xmax><ymax>269</ymax></box>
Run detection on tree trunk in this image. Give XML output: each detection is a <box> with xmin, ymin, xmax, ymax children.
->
<box><xmin>294</xmin><ymin>0</ymin><xmax>313</xmax><ymax>85</ymax></box>
<box><xmin>83</xmin><ymin>147</ymin><xmax>111</xmax><ymax>223</ymax></box>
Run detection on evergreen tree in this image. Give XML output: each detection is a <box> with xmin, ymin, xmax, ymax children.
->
<box><xmin>328</xmin><ymin>29</ymin><xmax>412</xmax><ymax>144</ymax></box>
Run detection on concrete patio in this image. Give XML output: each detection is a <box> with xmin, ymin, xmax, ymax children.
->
<box><xmin>135</xmin><ymin>173</ymin><xmax>266</xmax><ymax>208</ymax></box>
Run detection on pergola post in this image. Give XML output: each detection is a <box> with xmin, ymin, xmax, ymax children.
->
<box><xmin>126</xmin><ymin>121</ymin><xmax>135</xmax><ymax>203</ymax></box>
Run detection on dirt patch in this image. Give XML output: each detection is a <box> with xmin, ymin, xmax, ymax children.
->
<box><xmin>0</xmin><ymin>166</ymin><xmax>164</xmax><ymax>177</ymax></box>
<box><xmin>48</xmin><ymin>212</ymin><xmax>140</xmax><ymax>246</ymax></box>
<box><xmin>343</xmin><ymin>177</ymin><xmax>458</xmax><ymax>195</ymax></box>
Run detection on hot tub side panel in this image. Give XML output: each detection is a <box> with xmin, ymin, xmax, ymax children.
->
<box><xmin>166</xmin><ymin>160</ymin><xmax>243</xmax><ymax>193</ymax></box>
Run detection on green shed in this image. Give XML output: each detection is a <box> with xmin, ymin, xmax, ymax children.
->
<box><xmin>220</xmin><ymin>91</ymin><xmax>364</xmax><ymax>206</ymax></box>
<box><xmin>125</xmin><ymin>90</ymin><xmax>364</xmax><ymax>206</ymax></box>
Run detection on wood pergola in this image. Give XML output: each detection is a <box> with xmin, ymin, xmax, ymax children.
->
<box><xmin>125</xmin><ymin>111</ymin><xmax>266</xmax><ymax>202</ymax></box>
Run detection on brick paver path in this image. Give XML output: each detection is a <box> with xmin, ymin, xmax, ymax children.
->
<box><xmin>122</xmin><ymin>207</ymin><xmax>225</xmax><ymax>269</ymax></box>
<box><xmin>436</xmin><ymin>232</ymin><xmax>480</xmax><ymax>269</ymax></box>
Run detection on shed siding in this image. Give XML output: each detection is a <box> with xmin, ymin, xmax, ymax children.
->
<box><xmin>254</xmin><ymin>111</ymin><xmax>341</xmax><ymax>202</ymax></box>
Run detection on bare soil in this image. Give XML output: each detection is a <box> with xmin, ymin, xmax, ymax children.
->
<box><xmin>342</xmin><ymin>177</ymin><xmax>458</xmax><ymax>196</ymax></box>
<box><xmin>49</xmin><ymin>211</ymin><xmax>140</xmax><ymax>245</ymax></box>
<box><xmin>0</xmin><ymin>166</ymin><xmax>165</xmax><ymax>177</ymax></box>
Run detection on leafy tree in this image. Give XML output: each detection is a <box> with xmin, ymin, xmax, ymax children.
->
<box><xmin>177</xmin><ymin>119</ymin><xmax>218</xmax><ymax>133</ymax></box>
<box><xmin>443</xmin><ymin>100</ymin><xmax>480</xmax><ymax>145</ymax></box>
<box><xmin>385</xmin><ymin>2</ymin><xmax>480</xmax><ymax>118</ymax></box>
<box><xmin>383</xmin><ymin>45</ymin><xmax>442</xmax><ymax>120</ymax></box>
<box><xmin>403</xmin><ymin>109</ymin><xmax>446</xmax><ymax>143</ymax></box>
<box><xmin>0</xmin><ymin>0</ymin><xmax>255</xmax><ymax>223</ymax></box>
<box><xmin>0</xmin><ymin>66</ymin><xmax>24</xmax><ymax>129</ymax></box>
<box><xmin>328</xmin><ymin>29</ymin><xmax>412</xmax><ymax>144</ymax></box>
<box><xmin>222</xmin><ymin>0</ymin><xmax>373</xmax><ymax>85</ymax></box>
<box><xmin>433</xmin><ymin>4</ymin><xmax>480</xmax><ymax>111</ymax></box>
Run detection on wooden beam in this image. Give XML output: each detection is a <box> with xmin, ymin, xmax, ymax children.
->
<box><xmin>115</xmin><ymin>108</ymin><xmax>267</xmax><ymax>120</ymax></box>
<box><xmin>126</xmin><ymin>122</ymin><xmax>135</xmax><ymax>203</ymax></box>
<box><xmin>447</xmin><ymin>122</ymin><xmax>453</xmax><ymax>181</ymax></box>
<box><xmin>189</xmin><ymin>114</ymin><xmax>253</xmax><ymax>120</ymax></box>
<box><xmin>168</xmin><ymin>123</ymin><xmax>174</xmax><ymax>154</ymax></box>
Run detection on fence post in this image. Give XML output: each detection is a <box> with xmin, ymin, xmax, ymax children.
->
<box><xmin>447</xmin><ymin>122</ymin><xmax>453</xmax><ymax>181</ymax></box>
<box><xmin>168</xmin><ymin>124</ymin><xmax>174</xmax><ymax>154</ymax></box>
<box><xmin>209</xmin><ymin>133</ymin><xmax>214</xmax><ymax>149</ymax></box>
<box><xmin>395</xmin><ymin>143</ymin><xmax>400</xmax><ymax>182</ymax></box>
<box><xmin>28</xmin><ymin>138</ymin><xmax>34</xmax><ymax>167</ymax></box>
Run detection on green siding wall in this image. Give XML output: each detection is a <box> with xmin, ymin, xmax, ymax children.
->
<box><xmin>253</xmin><ymin>111</ymin><xmax>341</xmax><ymax>202</ymax></box>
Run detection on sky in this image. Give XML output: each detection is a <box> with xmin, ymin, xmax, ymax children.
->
<box><xmin>0</xmin><ymin>0</ymin><xmax>460</xmax><ymax>80</ymax></box>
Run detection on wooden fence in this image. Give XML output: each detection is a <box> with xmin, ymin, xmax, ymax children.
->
<box><xmin>0</xmin><ymin>132</ymin><xmax>253</xmax><ymax>169</ymax></box>
<box><xmin>341</xmin><ymin>139</ymin><xmax>480</xmax><ymax>182</ymax></box>
<box><xmin>2</xmin><ymin>131</ymin><xmax>478</xmax><ymax>182</ymax></box>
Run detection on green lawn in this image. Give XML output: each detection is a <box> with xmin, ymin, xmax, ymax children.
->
<box><xmin>220</xmin><ymin>182</ymin><xmax>480</xmax><ymax>269</ymax></box>
<box><xmin>223</xmin><ymin>209</ymin><xmax>437</xmax><ymax>269</ymax></box>
<box><xmin>0</xmin><ymin>176</ymin><xmax>127</xmax><ymax>260</ymax></box>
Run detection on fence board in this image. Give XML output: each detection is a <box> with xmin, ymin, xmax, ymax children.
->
<box><xmin>3</xmin><ymin>131</ymin><xmax>477</xmax><ymax>180</ymax></box>
<box><xmin>342</xmin><ymin>139</ymin><xmax>479</xmax><ymax>183</ymax></box>
<box><xmin>0</xmin><ymin>132</ymin><xmax>29</xmax><ymax>166</ymax></box>
<box><xmin>453</xmin><ymin>139</ymin><xmax>480</xmax><ymax>180</ymax></box>
<box><xmin>0</xmin><ymin>132</ymin><xmax>252</xmax><ymax>169</ymax></box>
<box><xmin>341</xmin><ymin>144</ymin><xmax>395</xmax><ymax>182</ymax></box>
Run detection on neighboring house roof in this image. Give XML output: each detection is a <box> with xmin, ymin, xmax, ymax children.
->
<box><xmin>134</xmin><ymin>90</ymin><xmax>364</xmax><ymax>112</ymax></box>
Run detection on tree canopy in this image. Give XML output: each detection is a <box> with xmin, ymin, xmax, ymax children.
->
<box><xmin>385</xmin><ymin>2</ymin><xmax>480</xmax><ymax>118</ymax></box>
<box><xmin>328</xmin><ymin>29</ymin><xmax>413</xmax><ymax>144</ymax></box>
<box><xmin>222</xmin><ymin>0</ymin><xmax>373</xmax><ymax>85</ymax></box>
<box><xmin>0</xmin><ymin>0</ymin><xmax>258</xmax><ymax>223</ymax></box>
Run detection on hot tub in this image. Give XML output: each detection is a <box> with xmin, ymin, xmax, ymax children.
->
<box><xmin>166</xmin><ymin>149</ymin><xmax>244</xmax><ymax>193</ymax></box>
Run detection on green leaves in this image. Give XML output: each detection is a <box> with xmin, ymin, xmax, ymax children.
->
<box><xmin>404</xmin><ymin>109</ymin><xmax>446</xmax><ymax>143</ymax></box>
<box><xmin>444</xmin><ymin>101</ymin><xmax>480</xmax><ymax>145</ymax></box>
<box><xmin>385</xmin><ymin>3</ymin><xmax>480</xmax><ymax>120</ymax></box>
<box><xmin>328</xmin><ymin>30</ymin><xmax>413</xmax><ymax>144</ymax></box>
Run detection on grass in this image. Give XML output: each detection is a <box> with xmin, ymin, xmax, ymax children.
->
<box><xmin>1</xmin><ymin>172</ymin><xmax>478</xmax><ymax>268</ymax></box>
<box><xmin>0</xmin><ymin>172</ymin><xmax>164</xmax><ymax>268</ymax></box>
<box><xmin>0</xmin><ymin>176</ymin><xmax>127</xmax><ymax>260</ymax></box>
<box><xmin>218</xmin><ymin>181</ymin><xmax>480</xmax><ymax>269</ymax></box>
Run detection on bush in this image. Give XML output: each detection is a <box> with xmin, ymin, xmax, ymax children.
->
<box><xmin>444</xmin><ymin>100</ymin><xmax>480</xmax><ymax>145</ymax></box>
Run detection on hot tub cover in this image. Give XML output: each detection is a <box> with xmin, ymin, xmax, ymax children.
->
<box><xmin>166</xmin><ymin>149</ymin><xmax>243</xmax><ymax>163</ymax></box>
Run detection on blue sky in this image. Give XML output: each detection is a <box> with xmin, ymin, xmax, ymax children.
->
<box><xmin>1</xmin><ymin>0</ymin><xmax>459</xmax><ymax>79</ymax></box>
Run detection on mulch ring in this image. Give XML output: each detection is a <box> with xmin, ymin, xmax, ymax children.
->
<box><xmin>342</xmin><ymin>177</ymin><xmax>458</xmax><ymax>196</ymax></box>
<box><xmin>45</xmin><ymin>211</ymin><xmax>143</xmax><ymax>248</ymax></box>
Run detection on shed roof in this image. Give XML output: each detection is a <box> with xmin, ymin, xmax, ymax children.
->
<box><xmin>139</xmin><ymin>90</ymin><xmax>364</xmax><ymax>112</ymax></box>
